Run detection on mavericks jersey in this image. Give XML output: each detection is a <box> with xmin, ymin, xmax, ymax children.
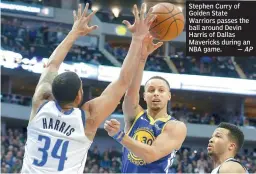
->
<box><xmin>122</xmin><ymin>110</ymin><xmax>177</xmax><ymax>173</ymax></box>
<box><xmin>211</xmin><ymin>157</ymin><xmax>249</xmax><ymax>174</ymax></box>
<box><xmin>21</xmin><ymin>101</ymin><xmax>92</xmax><ymax>174</ymax></box>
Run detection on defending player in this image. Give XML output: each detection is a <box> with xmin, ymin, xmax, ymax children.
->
<box><xmin>104</xmin><ymin>31</ymin><xmax>187</xmax><ymax>173</ymax></box>
<box><xmin>21</xmin><ymin>3</ymin><xmax>155</xmax><ymax>173</ymax></box>
<box><xmin>208</xmin><ymin>122</ymin><xmax>248</xmax><ymax>174</ymax></box>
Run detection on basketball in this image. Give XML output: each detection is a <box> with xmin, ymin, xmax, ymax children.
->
<box><xmin>149</xmin><ymin>3</ymin><xmax>184</xmax><ymax>41</ymax></box>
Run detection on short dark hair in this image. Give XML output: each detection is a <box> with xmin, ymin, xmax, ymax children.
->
<box><xmin>144</xmin><ymin>76</ymin><xmax>170</xmax><ymax>91</ymax></box>
<box><xmin>52</xmin><ymin>71</ymin><xmax>81</xmax><ymax>105</ymax></box>
<box><xmin>218</xmin><ymin>122</ymin><xmax>244</xmax><ymax>153</ymax></box>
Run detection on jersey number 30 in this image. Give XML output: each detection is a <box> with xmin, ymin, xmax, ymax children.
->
<box><xmin>33</xmin><ymin>135</ymin><xmax>69</xmax><ymax>171</ymax></box>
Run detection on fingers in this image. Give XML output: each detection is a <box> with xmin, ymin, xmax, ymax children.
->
<box><xmin>105</xmin><ymin>120</ymin><xmax>116</xmax><ymax>129</ymax></box>
<box><xmin>133</xmin><ymin>4</ymin><xmax>139</xmax><ymax>22</ymax></box>
<box><xmin>140</xmin><ymin>3</ymin><xmax>146</xmax><ymax>21</ymax></box>
<box><xmin>154</xmin><ymin>42</ymin><xmax>164</xmax><ymax>49</ymax></box>
<box><xmin>110</xmin><ymin>119</ymin><xmax>120</xmax><ymax>125</ymax></box>
<box><xmin>82</xmin><ymin>3</ymin><xmax>89</xmax><ymax>17</ymax></box>
<box><xmin>88</xmin><ymin>25</ymin><xmax>98</xmax><ymax>32</ymax></box>
<box><xmin>104</xmin><ymin>120</ymin><xmax>119</xmax><ymax>134</ymax></box>
<box><xmin>122</xmin><ymin>20</ymin><xmax>132</xmax><ymax>28</ymax></box>
<box><xmin>73</xmin><ymin>10</ymin><xmax>77</xmax><ymax>21</ymax></box>
<box><xmin>104</xmin><ymin>122</ymin><xmax>109</xmax><ymax>129</ymax></box>
<box><xmin>149</xmin><ymin>35</ymin><xmax>154</xmax><ymax>43</ymax></box>
<box><xmin>104</xmin><ymin>123</ymin><xmax>112</xmax><ymax>132</ymax></box>
<box><xmin>86</xmin><ymin>10</ymin><xmax>97</xmax><ymax>22</ymax></box>
<box><xmin>78</xmin><ymin>4</ymin><xmax>82</xmax><ymax>19</ymax></box>
<box><xmin>147</xmin><ymin>7</ymin><xmax>153</xmax><ymax>16</ymax></box>
<box><xmin>104</xmin><ymin>121</ymin><xmax>113</xmax><ymax>130</ymax></box>
<box><xmin>145</xmin><ymin>7</ymin><xmax>153</xmax><ymax>22</ymax></box>
<box><xmin>147</xmin><ymin>14</ymin><xmax>157</xmax><ymax>26</ymax></box>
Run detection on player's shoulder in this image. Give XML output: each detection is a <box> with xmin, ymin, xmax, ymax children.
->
<box><xmin>219</xmin><ymin>161</ymin><xmax>247</xmax><ymax>173</ymax></box>
<box><xmin>29</xmin><ymin>99</ymin><xmax>53</xmax><ymax>122</ymax></box>
<box><xmin>163</xmin><ymin>120</ymin><xmax>187</xmax><ymax>135</ymax></box>
<box><xmin>161</xmin><ymin>119</ymin><xmax>187</xmax><ymax>150</ymax></box>
<box><xmin>165</xmin><ymin>119</ymin><xmax>187</xmax><ymax>130</ymax></box>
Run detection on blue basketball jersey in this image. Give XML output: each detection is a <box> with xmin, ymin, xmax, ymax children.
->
<box><xmin>122</xmin><ymin>110</ymin><xmax>177</xmax><ymax>173</ymax></box>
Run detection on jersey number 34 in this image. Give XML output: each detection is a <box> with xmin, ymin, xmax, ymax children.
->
<box><xmin>33</xmin><ymin>135</ymin><xmax>69</xmax><ymax>171</ymax></box>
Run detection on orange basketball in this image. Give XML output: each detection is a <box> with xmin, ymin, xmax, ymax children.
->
<box><xmin>149</xmin><ymin>3</ymin><xmax>184</xmax><ymax>41</ymax></box>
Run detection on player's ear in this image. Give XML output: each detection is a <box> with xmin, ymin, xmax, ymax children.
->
<box><xmin>228</xmin><ymin>142</ymin><xmax>236</xmax><ymax>152</ymax></box>
<box><xmin>75</xmin><ymin>88</ymin><xmax>83</xmax><ymax>104</ymax></box>
<box><xmin>168</xmin><ymin>91</ymin><xmax>171</xmax><ymax>100</ymax></box>
<box><xmin>143</xmin><ymin>92</ymin><xmax>146</xmax><ymax>101</ymax></box>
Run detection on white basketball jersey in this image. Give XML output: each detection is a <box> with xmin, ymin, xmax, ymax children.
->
<box><xmin>21</xmin><ymin>101</ymin><xmax>92</xmax><ymax>174</ymax></box>
<box><xmin>211</xmin><ymin>157</ymin><xmax>248</xmax><ymax>174</ymax></box>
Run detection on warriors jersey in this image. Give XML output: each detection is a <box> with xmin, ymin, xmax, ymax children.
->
<box><xmin>122</xmin><ymin>110</ymin><xmax>177</xmax><ymax>173</ymax></box>
<box><xmin>21</xmin><ymin>101</ymin><xmax>92</xmax><ymax>174</ymax></box>
<box><xmin>211</xmin><ymin>157</ymin><xmax>249</xmax><ymax>174</ymax></box>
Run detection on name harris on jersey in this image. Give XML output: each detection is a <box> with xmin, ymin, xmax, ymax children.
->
<box><xmin>42</xmin><ymin>117</ymin><xmax>75</xmax><ymax>136</ymax></box>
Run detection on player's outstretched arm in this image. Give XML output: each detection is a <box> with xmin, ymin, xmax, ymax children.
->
<box><xmin>122</xmin><ymin>34</ymin><xmax>163</xmax><ymax>132</ymax></box>
<box><xmin>105</xmin><ymin>119</ymin><xmax>187</xmax><ymax>164</ymax></box>
<box><xmin>30</xmin><ymin>3</ymin><xmax>97</xmax><ymax>120</ymax></box>
<box><xmin>219</xmin><ymin>161</ymin><xmax>247</xmax><ymax>173</ymax></box>
<box><xmin>82</xmin><ymin>3</ymin><xmax>156</xmax><ymax>129</ymax></box>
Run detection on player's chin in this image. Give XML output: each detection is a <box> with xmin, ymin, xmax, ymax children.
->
<box><xmin>150</xmin><ymin>105</ymin><xmax>161</xmax><ymax>111</ymax></box>
<box><xmin>207</xmin><ymin>150</ymin><xmax>214</xmax><ymax>156</ymax></box>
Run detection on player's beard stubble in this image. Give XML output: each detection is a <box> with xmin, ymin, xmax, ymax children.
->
<box><xmin>149</xmin><ymin>101</ymin><xmax>164</xmax><ymax>111</ymax></box>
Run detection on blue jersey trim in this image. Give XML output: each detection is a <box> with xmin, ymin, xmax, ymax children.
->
<box><xmin>55</xmin><ymin>101</ymin><xmax>74</xmax><ymax>115</ymax></box>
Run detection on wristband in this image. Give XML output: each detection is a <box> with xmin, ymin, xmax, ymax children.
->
<box><xmin>112</xmin><ymin>130</ymin><xmax>125</xmax><ymax>143</ymax></box>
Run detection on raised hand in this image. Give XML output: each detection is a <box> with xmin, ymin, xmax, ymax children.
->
<box><xmin>104</xmin><ymin>119</ymin><xmax>121</xmax><ymax>137</ymax></box>
<box><xmin>122</xmin><ymin>3</ymin><xmax>156</xmax><ymax>39</ymax></box>
<box><xmin>141</xmin><ymin>33</ymin><xmax>163</xmax><ymax>60</ymax></box>
<box><xmin>71</xmin><ymin>3</ymin><xmax>98</xmax><ymax>36</ymax></box>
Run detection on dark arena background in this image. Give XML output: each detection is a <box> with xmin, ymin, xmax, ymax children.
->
<box><xmin>1</xmin><ymin>0</ymin><xmax>256</xmax><ymax>173</ymax></box>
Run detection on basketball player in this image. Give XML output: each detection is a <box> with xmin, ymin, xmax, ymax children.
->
<box><xmin>104</xmin><ymin>34</ymin><xmax>187</xmax><ymax>173</ymax></box>
<box><xmin>21</xmin><ymin>3</ymin><xmax>156</xmax><ymax>173</ymax></box>
<box><xmin>208</xmin><ymin>122</ymin><xmax>248</xmax><ymax>174</ymax></box>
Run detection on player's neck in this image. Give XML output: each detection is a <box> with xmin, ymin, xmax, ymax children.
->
<box><xmin>60</xmin><ymin>103</ymin><xmax>76</xmax><ymax>111</ymax></box>
<box><xmin>212</xmin><ymin>153</ymin><xmax>234</xmax><ymax>168</ymax></box>
<box><xmin>147</xmin><ymin>108</ymin><xmax>168</xmax><ymax>120</ymax></box>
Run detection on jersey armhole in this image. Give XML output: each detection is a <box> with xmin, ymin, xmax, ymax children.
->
<box><xmin>161</xmin><ymin>121</ymin><xmax>170</xmax><ymax>133</ymax></box>
<box><xmin>36</xmin><ymin>100</ymin><xmax>49</xmax><ymax>114</ymax></box>
<box><xmin>161</xmin><ymin>117</ymin><xmax>176</xmax><ymax>133</ymax></box>
<box><xmin>127</xmin><ymin>110</ymin><xmax>145</xmax><ymax>135</ymax></box>
<box><xmin>29</xmin><ymin>100</ymin><xmax>49</xmax><ymax>123</ymax></box>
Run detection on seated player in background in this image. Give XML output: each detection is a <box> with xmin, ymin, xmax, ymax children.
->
<box><xmin>104</xmin><ymin>26</ymin><xmax>187</xmax><ymax>173</ymax></box>
<box><xmin>208</xmin><ymin>122</ymin><xmax>248</xmax><ymax>174</ymax></box>
<box><xmin>21</xmin><ymin>3</ymin><xmax>155</xmax><ymax>173</ymax></box>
